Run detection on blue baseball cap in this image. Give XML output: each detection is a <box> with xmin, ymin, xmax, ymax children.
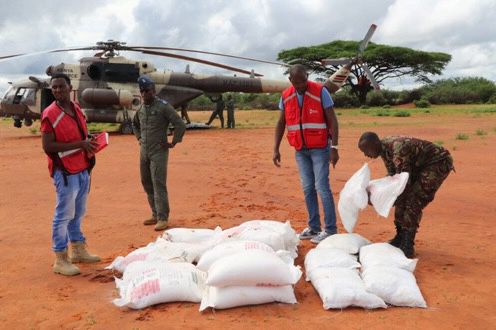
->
<box><xmin>137</xmin><ymin>75</ymin><xmax>154</xmax><ymax>89</ymax></box>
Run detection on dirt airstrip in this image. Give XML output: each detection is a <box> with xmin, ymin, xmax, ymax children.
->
<box><xmin>0</xmin><ymin>110</ymin><xmax>495</xmax><ymax>329</ymax></box>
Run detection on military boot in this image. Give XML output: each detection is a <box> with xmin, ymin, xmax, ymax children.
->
<box><xmin>154</xmin><ymin>219</ymin><xmax>168</xmax><ymax>231</ymax></box>
<box><xmin>388</xmin><ymin>221</ymin><xmax>403</xmax><ymax>248</ymax></box>
<box><xmin>70</xmin><ymin>241</ymin><xmax>101</xmax><ymax>263</ymax></box>
<box><xmin>143</xmin><ymin>216</ymin><xmax>157</xmax><ymax>226</ymax></box>
<box><xmin>53</xmin><ymin>250</ymin><xmax>80</xmax><ymax>276</ymax></box>
<box><xmin>399</xmin><ymin>229</ymin><xmax>417</xmax><ymax>258</ymax></box>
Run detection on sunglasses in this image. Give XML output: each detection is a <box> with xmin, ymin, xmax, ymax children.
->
<box><xmin>140</xmin><ymin>88</ymin><xmax>152</xmax><ymax>93</ymax></box>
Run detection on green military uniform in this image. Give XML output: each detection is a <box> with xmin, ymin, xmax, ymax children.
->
<box><xmin>380</xmin><ymin>136</ymin><xmax>454</xmax><ymax>231</ymax></box>
<box><xmin>133</xmin><ymin>97</ymin><xmax>186</xmax><ymax>221</ymax></box>
<box><xmin>206</xmin><ymin>97</ymin><xmax>225</xmax><ymax>128</ymax></box>
<box><xmin>226</xmin><ymin>98</ymin><xmax>235</xmax><ymax>128</ymax></box>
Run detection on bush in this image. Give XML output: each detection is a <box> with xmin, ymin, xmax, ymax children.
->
<box><xmin>382</xmin><ymin>104</ymin><xmax>391</xmax><ymax>109</ymax></box>
<box><xmin>333</xmin><ymin>92</ymin><xmax>360</xmax><ymax>108</ymax></box>
<box><xmin>373</xmin><ymin>109</ymin><xmax>390</xmax><ymax>117</ymax></box>
<box><xmin>414</xmin><ymin>99</ymin><xmax>431</xmax><ymax>108</ymax></box>
<box><xmin>366</xmin><ymin>91</ymin><xmax>386</xmax><ymax>106</ymax></box>
<box><xmin>422</xmin><ymin>77</ymin><xmax>496</xmax><ymax>104</ymax></box>
<box><xmin>393</xmin><ymin>111</ymin><xmax>411</xmax><ymax>117</ymax></box>
<box><xmin>455</xmin><ymin>133</ymin><xmax>469</xmax><ymax>140</ymax></box>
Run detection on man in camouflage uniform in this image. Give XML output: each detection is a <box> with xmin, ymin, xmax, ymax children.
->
<box><xmin>226</xmin><ymin>94</ymin><xmax>235</xmax><ymax>129</ymax></box>
<box><xmin>205</xmin><ymin>95</ymin><xmax>225</xmax><ymax>128</ymax></box>
<box><xmin>133</xmin><ymin>76</ymin><xmax>186</xmax><ymax>231</ymax></box>
<box><xmin>358</xmin><ymin>131</ymin><xmax>454</xmax><ymax>257</ymax></box>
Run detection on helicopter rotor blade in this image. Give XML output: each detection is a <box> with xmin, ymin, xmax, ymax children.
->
<box><xmin>321</xmin><ymin>58</ymin><xmax>352</xmax><ymax>66</ymax></box>
<box><xmin>127</xmin><ymin>46</ymin><xmax>289</xmax><ymax>68</ymax></box>
<box><xmin>0</xmin><ymin>46</ymin><xmax>95</xmax><ymax>62</ymax></box>
<box><xmin>358</xmin><ymin>24</ymin><xmax>377</xmax><ymax>54</ymax></box>
<box><xmin>362</xmin><ymin>63</ymin><xmax>380</xmax><ymax>90</ymax></box>
<box><xmin>132</xmin><ymin>48</ymin><xmax>264</xmax><ymax>77</ymax></box>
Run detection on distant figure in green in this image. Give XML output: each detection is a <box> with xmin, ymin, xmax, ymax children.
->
<box><xmin>206</xmin><ymin>95</ymin><xmax>225</xmax><ymax>128</ymax></box>
<box><xmin>226</xmin><ymin>94</ymin><xmax>235</xmax><ymax>128</ymax></box>
<box><xmin>358</xmin><ymin>132</ymin><xmax>454</xmax><ymax>257</ymax></box>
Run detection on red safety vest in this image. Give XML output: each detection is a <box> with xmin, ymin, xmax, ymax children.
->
<box><xmin>42</xmin><ymin>101</ymin><xmax>90</xmax><ymax>176</ymax></box>
<box><xmin>282</xmin><ymin>81</ymin><xmax>329</xmax><ymax>150</ymax></box>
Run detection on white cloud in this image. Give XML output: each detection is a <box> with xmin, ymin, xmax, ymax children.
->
<box><xmin>0</xmin><ymin>0</ymin><xmax>495</xmax><ymax>96</ymax></box>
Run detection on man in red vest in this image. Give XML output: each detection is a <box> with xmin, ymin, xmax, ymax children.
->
<box><xmin>41</xmin><ymin>73</ymin><xmax>101</xmax><ymax>276</ymax></box>
<box><xmin>273</xmin><ymin>64</ymin><xmax>340</xmax><ymax>243</ymax></box>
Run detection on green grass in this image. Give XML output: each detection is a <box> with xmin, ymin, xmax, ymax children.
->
<box><xmin>87</xmin><ymin>122</ymin><xmax>119</xmax><ymax>133</ymax></box>
<box><xmin>393</xmin><ymin>111</ymin><xmax>411</xmax><ymax>117</ymax></box>
<box><xmin>455</xmin><ymin>133</ymin><xmax>469</xmax><ymax>140</ymax></box>
<box><xmin>475</xmin><ymin>129</ymin><xmax>487</xmax><ymax>136</ymax></box>
<box><xmin>434</xmin><ymin>140</ymin><xmax>444</xmax><ymax>146</ymax></box>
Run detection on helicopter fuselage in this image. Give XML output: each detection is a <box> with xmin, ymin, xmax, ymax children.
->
<box><xmin>0</xmin><ymin>55</ymin><xmax>290</xmax><ymax>131</ymax></box>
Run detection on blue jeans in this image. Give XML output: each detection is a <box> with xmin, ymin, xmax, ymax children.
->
<box><xmin>295</xmin><ymin>146</ymin><xmax>337</xmax><ymax>234</ymax></box>
<box><xmin>51</xmin><ymin>170</ymin><xmax>89</xmax><ymax>252</ymax></box>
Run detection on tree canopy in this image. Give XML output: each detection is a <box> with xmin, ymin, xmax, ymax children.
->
<box><xmin>277</xmin><ymin>41</ymin><xmax>452</xmax><ymax>103</ymax></box>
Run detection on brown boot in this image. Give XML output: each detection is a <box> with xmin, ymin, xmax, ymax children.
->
<box><xmin>53</xmin><ymin>250</ymin><xmax>80</xmax><ymax>276</ymax></box>
<box><xmin>154</xmin><ymin>219</ymin><xmax>168</xmax><ymax>231</ymax></box>
<box><xmin>143</xmin><ymin>216</ymin><xmax>157</xmax><ymax>225</ymax></box>
<box><xmin>70</xmin><ymin>241</ymin><xmax>101</xmax><ymax>263</ymax></box>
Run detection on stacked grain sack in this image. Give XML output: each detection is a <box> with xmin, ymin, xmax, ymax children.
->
<box><xmin>199</xmin><ymin>220</ymin><xmax>302</xmax><ymax>310</ymax></box>
<box><xmin>305</xmin><ymin>234</ymin><xmax>387</xmax><ymax>309</ymax></box>
<box><xmin>359</xmin><ymin>243</ymin><xmax>427</xmax><ymax>308</ymax></box>
<box><xmin>110</xmin><ymin>227</ymin><xmax>222</xmax><ymax>309</ymax></box>
<box><xmin>110</xmin><ymin>220</ymin><xmax>302</xmax><ymax>310</ymax></box>
<box><xmin>113</xmin><ymin>261</ymin><xmax>207</xmax><ymax>309</ymax></box>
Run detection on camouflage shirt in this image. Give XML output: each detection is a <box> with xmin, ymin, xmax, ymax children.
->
<box><xmin>380</xmin><ymin>136</ymin><xmax>453</xmax><ymax>176</ymax></box>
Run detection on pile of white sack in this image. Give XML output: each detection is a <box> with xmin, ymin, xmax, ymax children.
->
<box><xmin>305</xmin><ymin>233</ymin><xmax>426</xmax><ymax>310</ymax></box>
<box><xmin>109</xmin><ymin>220</ymin><xmax>302</xmax><ymax>310</ymax></box>
<box><xmin>338</xmin><ymin>163</ymin><xmax>409</xmax><ymax>233</ymax></box>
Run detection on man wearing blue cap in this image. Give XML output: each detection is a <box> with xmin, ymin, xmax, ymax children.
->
<box><xmin>133</xmin><ymin>75</ymin><xmax>186</xmax><ymax>230</ymax></box>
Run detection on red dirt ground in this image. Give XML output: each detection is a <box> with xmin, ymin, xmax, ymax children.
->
<box><xmin>0</xmin><ymin>111</ymin><xmax>495</xmax><ymax>329</ymax></box>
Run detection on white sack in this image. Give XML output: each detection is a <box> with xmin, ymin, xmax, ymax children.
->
<box><xmin>338</xmin><ymin>163</ymin><xmax>371</xmax><ymax>233</ymax></box>
<box><xmin>304</xmin><ymin>248</ymin><xmax>360</xmax><ymax>280</ymax></box>
<box><xmin>359</xmin><ymin>243</ymin><xmax>418</xmax><ymax>272</ymax></box>
<box><xmin>162</xmin><ymin>226</ymin><xmax>222</xmax><ymax>243</ymax></box>
<box><xmin>197</xmin><ymin>240</ymin><xmax>275</xmax><ymax>272</ymax></box>
<box><xmin>105</xmin><ymin>238</ymin><xmax>190</xmax><ymax>273</ymax></box>
<box><xmin>113</xmin><ymin>261</ymin><xmax>206</xmax><ymax>309</ymax></box>
<box><xmin>218</xmin><ymin>220</ymin><xmax>299</xmax><ymax>257</ymax></box>
<box><xmin>316</xmin><ymin>233</ymin><xmax>371</xmax><ymax>254</ymax></box>
<box><xmin>199</xmin><ymin>285</ymin><xmax>297</xmax><ymax>311</ymax></box>
<box><xmin>308</xmin><ymin>267</ymin><xmax>386</xmax><ymax>309</ymax></box>
<box><xmin>368</xmin><ymin>172</ymin><xmax>409</xmax><ymax>218</ymax></box>
<box><xmin>361</xmin><ymin>266</ymin><xmax>427</xmax><ymax>308</ymax></box>
<box><xmin>206</xmin><ymin>250</ymin><xmax>302</xmax><ymax>287</ymax></box>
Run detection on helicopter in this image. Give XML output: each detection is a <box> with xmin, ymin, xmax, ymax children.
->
<box><xmin>0</xmin><ymin>25</ymin><xmax>377</xmax><ymax>133</ymax></box>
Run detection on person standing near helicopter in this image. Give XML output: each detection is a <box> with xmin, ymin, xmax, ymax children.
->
<box><xmin>133</xmin><ymin>75</ymin><xmax>186</xmax><ymax>231</ymax></box>
<box><xmin>41</xmin><ymin>73</ymin><xmax>101</xmax><ymax>276</ymax></box>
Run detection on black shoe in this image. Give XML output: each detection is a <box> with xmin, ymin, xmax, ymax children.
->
<box><xmin>388</xmin><ymin>222</ymin><xmax>402</xmax><ymax>248</ymax></box>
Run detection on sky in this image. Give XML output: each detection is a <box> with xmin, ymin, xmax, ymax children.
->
<box><xmin>0</xmin><ymin>0</ymin><xmax>495</xmax><ymax>95</ymax></box>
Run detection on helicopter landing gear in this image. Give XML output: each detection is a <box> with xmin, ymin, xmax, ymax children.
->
<box><xmin>13</xmin><ymin>116</ymin><xmax>22</xmax><ymax>128</ymax></box>
<box><xmin>24</xmin><ymin>117</ymin><xmax>33</xmax><ymax>127</ymax></box>
<box><xmin>120</xmin><ymin>121</ymin><xmax>133</xmax><ymax>134</ymax></box>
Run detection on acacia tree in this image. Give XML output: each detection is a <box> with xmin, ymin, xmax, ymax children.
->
<box><xmin>277</xmin><ymin>41</ymin><xmax>451</xmax><ymax>104</ymax></box>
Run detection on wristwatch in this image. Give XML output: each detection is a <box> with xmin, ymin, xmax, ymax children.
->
<box><xmin>331</xmin><ymin>145</ymin><xmax>338</xmax><ymax>150</ymax></box>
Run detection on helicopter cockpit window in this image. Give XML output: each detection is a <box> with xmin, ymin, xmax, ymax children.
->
<box><xmin>13</xmin><ymin>88</ymin><xmax>36</xmax><ymax>105</ymax></box>
<box><xmin>2</xmin><ymin>85</ymin><xmax>15</xmax><ymax>100</ymax></box>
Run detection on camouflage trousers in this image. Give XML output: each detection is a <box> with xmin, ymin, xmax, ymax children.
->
<box><xmin>140</xmin><ymin>149</ymin><xmax>169</xmax><ymax>221</ymax></box>
<box><xmin>395</xmin><ymin>157</ymin><xmax>454</xmax><ymax>231</ymax></box>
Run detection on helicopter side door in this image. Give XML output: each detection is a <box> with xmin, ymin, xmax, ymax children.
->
<box><xmin>41</xmin><ymin>88</ymin><xmax>55</xmax><ymax>114</ymax></box>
